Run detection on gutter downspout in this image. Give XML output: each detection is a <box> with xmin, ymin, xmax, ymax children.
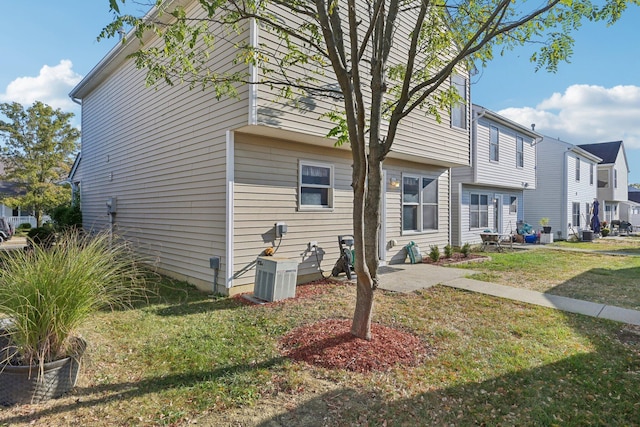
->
<box><xmin>248</xmin><ymin>17</ymin><xmax>258</xmax><ymax>125</ymax></box>
<box><xmin>562</xmin><ymin>149</ymin><xmax>569</xmax><ymax>239</ymax></box>
<box><xmin>471</xmin><ymin>108</ymin><xmax>486</xmax><ymax>184</ymax></box>
<box><xmin>225</xmin><ymin>130</ymin><xmax>235</xmax><ymax>291</ymax></box>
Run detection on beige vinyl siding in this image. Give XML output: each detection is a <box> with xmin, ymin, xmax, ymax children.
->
<box><xmin>474</xmin><ymin>116</ymin><xmax>536</xmax><ymax>188</ymax></box>
<box><xmin>233</xmin><ymin>134</ymin><xmax>354</xmax><ymax>287</ymax></box>
<box><xmin>255</xmin><ymin>3</ymin><xmax>470</xmax><ymax>168</ymax></box>
<box><xmin>383</xmin><ymin>159</ymin><xmax>450</xmax><ymax>263</ymax></box>
<box><xmin>78</xmin><ymin>3</ymin><xmax>250</xmax><ymax>291</ymax></box>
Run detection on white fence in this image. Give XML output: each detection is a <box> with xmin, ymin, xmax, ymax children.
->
<box><xmin>5</xmin><ymin>216</ymin><xmax>40</xmax><ymax>229</ymax></box>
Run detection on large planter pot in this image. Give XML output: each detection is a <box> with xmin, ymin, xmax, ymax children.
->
<box><xmin>0</xmin><ymin>338</ymin><xmax>85</xmax><ymax>406</ymax></box>
<box><xmin>542</xmin><ymin>226</ymin><xmax>552</xmax><ymax>234</ymax></box>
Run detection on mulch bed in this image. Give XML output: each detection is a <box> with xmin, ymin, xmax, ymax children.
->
<box><xmin>279</xmin><ymin>319</ymin><xmax>429</xmax><ymax>373</ymax></box>
<box><xmin>422</xmin><ymin>252</ymin><xmax>488</xmax><ymax>266</ymax></box>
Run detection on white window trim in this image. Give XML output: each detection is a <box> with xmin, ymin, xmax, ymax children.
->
<box><xmin>402</xmin><ymin>174</ymin><xmax>439</xmax><ymax>234</ymax></box>
<box><xmin>450</xmin><ymin>74</ymin><xmax>468</xmax><ymax>130</ymax></box>
<box><xmin>489</xmin><ymin>126</ymin><xmax>499</xmax><ymax>162</ymax></box>
<box><xmin>575</xmin><ymin>158</ymin><xmax>581</xmax><ymax>182</ymax></box>
<box><xmin>510</xmin><ymin>196</ymin><xmax>518</xmax><ymax>214</ymax></box>
<box><xmin>469</xmin><ymin>193</ymin><xmax>490</xmax><ymax>230</ymax></box>
<box><xmin>516</xmin><ymin>136</ymin><xmax>524</xmax><ymax>168</ymax></box>
<box><xmin>298</xmin><ymin>160</ymin><xmax>334</xmax><ymax>211</ymax></box>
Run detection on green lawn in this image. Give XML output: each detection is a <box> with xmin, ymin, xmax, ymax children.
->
<box><xmin>454</xmin><ymin>243</ymin><xmax>640</xmax><ymax>310</ymax></box>
<box><xmin>1</xmin><ymin>276</ymin><xmax>639</xmax><ymax>426</ymax></box>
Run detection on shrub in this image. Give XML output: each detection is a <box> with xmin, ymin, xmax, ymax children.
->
<box><xmin>27</xmin><ymin>225</ymin><xmax>56</xmax><ymax>248</ymax></box>
<box><xmin>444</xmin><ymin>244</ymin><xmax>453</xmax><ymax>258</ymax></box>
<box><xmin>17</xmin><ymin>223</ymin><xmax>32</xmax><ymax>231</ymax></box>
<box><xmin>50</xmin><ymin>202</ymin><xmax>82</xmax><ymax>230</ymax></box>
<box><xmin>429</xmin><ymin>245</ymin><xmax>441</xmax><ymax>262</ymax></box>
<box><xmin>0</xmin><ymin>230</ymin><xmax>150</xmax><ymax>367</ymax></box>
<box><xmin>461</xmin><ymin>243</ymin><xmax>471</xmax><ymax>258</ymax></box>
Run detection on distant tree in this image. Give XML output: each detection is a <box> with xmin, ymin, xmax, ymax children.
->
<box><xmin>105</xmin><ymin>0</ymin><xmax>637</xmax><ymax>340</ymax></box>
<box><xmin>0</xmin><ymin>101</ymin><xmax>80</xmax><ymax>227</ymax></box>
<box><xmin>630</xmin><ymin>183</ymin><xmax>640</xmax><ymax>189</ymax></box>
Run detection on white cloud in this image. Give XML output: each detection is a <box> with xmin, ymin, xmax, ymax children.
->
<box><xmin>0</xmin><ymin>60</ymin><xmax>82</xmax><ymax>113</ymax></box>
<box><xmin>498</xmin><ymin>84</ymin><xmax>640</xmax><ymax>150</ymax></box>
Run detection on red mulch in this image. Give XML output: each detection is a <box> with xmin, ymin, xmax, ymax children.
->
<box><xmin>233</xmin><ymin>278</ymin><xmax>430</xmax><ymax>372</ymax></box>
<box><xmin>422</xmin><ymin>252</ymin><xmax>487</xmax><ymax>266</ymax></box>
<box><xmin>280</xmin><ymin>319</ymin><xmax>428</xmax><ymax>373</ymax></box>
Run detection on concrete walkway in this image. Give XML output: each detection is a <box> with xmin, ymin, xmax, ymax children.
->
<box><xmin>376</xmin><ymin>262</ymin><xmax>640</xmax><ymax>326</ymax></box>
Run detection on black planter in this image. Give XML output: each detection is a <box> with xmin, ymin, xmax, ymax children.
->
<box><xmin>0</xmin><ymin>338</ymin><xmax>85</xmax><ymax>406</ymax></box>
<box><xmin>542</xmin><ymin>226</ymin><xmax>552</xmax><ymax>234</ymax></box>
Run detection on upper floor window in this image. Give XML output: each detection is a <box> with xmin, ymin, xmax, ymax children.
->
<box><xmin>590</xmin><ymin>163</ymin><xmax>594</xmax><ymax>185</ymax></box>
<box><xmin>402</xmin><ymin>175</ymin><xmax>438</xmax><ymax>232</ymax></box>
<box><xmin>299</xmin><ymin>161</ymin><xmax>333</xmax><ymax>209</ymax></box>
<box><xmin>470</xmin><ymin>194</ymin><xmax>489</xmax><ymax>229</ymax></box>
<box><xmin>598</xmin><ymin>169</ymin><xmax>609</xmax><ymax>188</ymax></box>
<box><xmin>451</xmin><ymin>75</ymin><xmax>467</xmax><ymax>129</ymax></box>
<box><xmin>614</xmin><ymin>169</ymin><xmax>618</xmax><ymax>188</ymax></box>
<box><xmin>516</xmin><ymin>136</ymin><xmax>524</xmax><ymax>168</ymax></box>
<box><xmin>575</xmin><ymin>158</ymin><xmax>581</xmax><ymax>181</ymax></box>
<box><xmin>489</xmin><ymin>126</ymin><xmax>499</xmax><ymax>162</ymax></box>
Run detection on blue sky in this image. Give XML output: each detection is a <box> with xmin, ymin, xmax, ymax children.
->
<box><xmin>1</xmin><ymin>1</ymin><xmax>639</xmax><ymax>183</ymax></box>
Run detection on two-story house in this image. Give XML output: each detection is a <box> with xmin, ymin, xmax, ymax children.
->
<box><xmin>621</xmin><ymin>186</ymin><xmax>640</xmax><ymax>227</ymax></box>
<box><xmin>68</xmin><ymin>1</ymin><xmax>471</xmax><ymax>295</ymax></box>
<box><xmin>524</xmin><ymin>136</ymin><xmax>601</xmax><ymax>240</ymax></box>
<box><xmin>577</xmin><ymin>141</ymin><xmax>629</xmax><ymax>223</ymax></box>
<box><xmin>451</xmin><ymin>105</ymin><xmax>541</xmax><ymax>246</ymax></box>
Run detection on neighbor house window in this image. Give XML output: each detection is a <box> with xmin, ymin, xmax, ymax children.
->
<box><xmin>489</xmin><ymin>126</ymin><xmax>499</xmax><ymax>161</ymax></box>
<box><xmin>614</xmin><ymin>169</ymin><xmax>618</xmax><ymax>188</ymax></box>
<box><xmin>510</xmin><ymin>196</ymin><xmax>517</xmax><ymax>214</ymax></box>
<box><xmin>299</xmin><ymin>161</ymin><xmax>333</xmax><ymax>209</ymax></box>
<box><xmin>575</xmin><ymin>158</ymin><xmax>581</xmax><ymax>181</ymax></box>
<box><xmin>402</xmin><ymin>175</ymin><xmax>438</xmax><ymax>232</ymax></box>
<box><xmin>470</xmin><ymin>194</ymin><xmax>489</xmax><ymax>229</ymax></box>
<box><xmin>516</xmin><ymin>136</ymin><xmax>524</xmax><ymax>168</ymax></box>
<box><xmin>590</xmin><ymin>163</ymin><xmax>594</xmax><ymax>185</ymax></box>
<box><xmin>598</xmin><ymin>169</ymin><xmax>609</xmax><ymax>188</ymax></box>
<box><xmin>451</xmin><ymin>75</ymin><xmax>467</xmax><ymax>129</ymax></box>
<box><xmin>572</xmin><ymin>202</ymin><xmax>581</xmax><ymax>227</ymax></box>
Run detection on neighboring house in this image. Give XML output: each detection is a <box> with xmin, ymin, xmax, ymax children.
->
<box><xmin>577</xmin><ymin>141</ymin><xmax>629</xmax><ymax>224</ymax></box>
<box><xmin>621</xmin><ymin>186</ymin><xmax>640</xmax><ymax>226</ymax></box>
<box><xmin>68</xmin><ymin>1</ymin><xmax>471</xmax><ymax>295</ymax></box>
<box><xmin>451</xmin><ymin>105</ymin><xmax>541</xmax><ymax>246</ymax></box>
<box><xmin>0</xmin><ymin>163</ymin><xmax>38</xmax><ymax>228</ymax></box>
<box><xmin>523</xmin><ymin>136</ymin><xmax>601</xmax><ymax>240</ymax></box>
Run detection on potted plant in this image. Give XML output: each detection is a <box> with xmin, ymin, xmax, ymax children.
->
<box><xmin>0</xmin><ymin>230</ymin><xmax>149</xmax><ymax>405</ymax></box>
<box><xmin>539</xmin><ymin>217</ymin><xmax>552</xmax><ymax>234</ymax></box>
<box><xmin>601</xmin><ymin>221</ymin><xmax>610</xmax><ymax>237</ymax></box>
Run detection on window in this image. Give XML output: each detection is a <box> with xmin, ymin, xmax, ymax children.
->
<box><xmin>585</xmin><ymin>202</ymin><xmax>591</xmax><ymax>227</ymax></box>
<box><xmin>299</xmin><ymin>161</ymin><xmax>333</xmax><ymax>209</ymax></box>
<box><xmin>489</xmin><ymin>126</ymin><xmax>499</xmax><ymax>161</ymax></box>
<box><xmin>510</xmin><ymin>196</ymin><xmax>517</xmax><ymax>214</ymax></box>
<box><xmin>590</xmin><ymin>163</ymin><xmax>594</xmax><ymax>185</ymax></box>
<box><xmin>572</xmin><ymin>202</ymin><xmax>581</xmax><ymax>227</ymax></box>
<box><xmin>451</xmin><ymin>75</ymin><xmax>467</xmax><ymax>129</ymax></box>
<box><xmin>614</xmin><ymin>169</ymin><xmax>618</xmax><ymax>188</ymax></box>
<box><xmin>402</xmin><ymin>175</ymin><xmax>438</xmax><ymax>232</ymax></box>
<box><xmin>575</xmin><ymin>158</ymin><xmax>581</xmax><ymax>181</ymax></box>
<box><xmin>470</xmin><ymin>194</ymin><xmax>489</xmax><ymax>229</ymax></box>
<box><xmin>516</xmin><ymin>136</ymin><xmax>524</xmax><ymax>168</ymax></box>
<box><xmin>598</xmin><ymin>169</ymin><xmax>609</xmax><ymax>188</ymax></box>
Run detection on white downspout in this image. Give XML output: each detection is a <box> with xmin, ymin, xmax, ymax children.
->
<box><xmin>225</xmin><ymin>131</ymin><xmax>235</xmax><ymax>290</ymax></box>
<box><xmin>248</xmin><ymin>18</ymin><xmax>258</xmax><ymax>125</ymax></box>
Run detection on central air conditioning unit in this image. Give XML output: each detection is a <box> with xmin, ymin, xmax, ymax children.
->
<box><xmin>254</xmin><ymin>257</ymin><xmax>299</xmax><ymax>302</ymax></box>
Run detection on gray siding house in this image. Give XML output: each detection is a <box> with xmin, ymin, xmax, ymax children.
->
<box><xmin>577</xmin><ymin>141</ymin><xmax>629</xmax><ymax>224</ymax></box>
<box><xmin>451</xmin><ymin>105</ymin><xmax>541</xmax><ymax>246</ymax></box>
<box><xmin>69</xmin><ymin>0</ymin><xmax>471</xmax><ymax>295</ymax></box>
<box><xmin>523</xmin><ymin>136</ymin><xmax>601</xmax><ymax>239</ymax></box>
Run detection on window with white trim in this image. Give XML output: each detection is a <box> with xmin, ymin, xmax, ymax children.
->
<box><xmin>572</xmin><ymin>202</ymin><xmax>581</xmax><ymax>227</ymax></box>
<box><xmin>489</xmin><ymin>126</ymin><xmax>499</xmax><ymax>162</ymax></box>
<box><xmin>614</xmin><ymin>169</ymin><xmax>618</xmax><ymax>188</ymax></box>
<box><xmin>299</xmin><ymin>161</ymin><xmax>333</xmax><ymax>209</ymax></box>
<box><xmin>470</xmin><ymin>194</ymin><xmax>489</xmax><ymax>229</ymax></box>
<box><xmin>516</xmin><ymin>136</ymin><xmax>524</xmax><ymax>168</ymax></box>
<box><xmin>510</xmin><ymin>196</ymin><xmax>517</xmax><ymax>214</ymax></box>
<box><xmin>590</xmin><ymin>163</ymin><xmax>594</xmax><ymax>185</ymax></box>
<box><xmin>575</xmin><ymin>158</ymin><xmax>581</xmax><ymax>181</ymax></box>
<box><xmin>451</xmin><ymin>75</ymin><xmax>467</xmax><ymax>129</ymax></box>
<box><xmin>402</xmin><ymin>175</ymin><xmax>438</xmax><ymax>232</ymax></box>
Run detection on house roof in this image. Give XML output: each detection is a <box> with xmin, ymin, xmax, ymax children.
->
<box><xmin>577</xmin><ymin>141</ymin><xmax>623</xmax><ymax>165</ymax></box>
<box><xmin>629</xmin><ymin>187</ymin><xmax>640</xmax><ymax>203</ymax></box>
<box><xmin>0</xmin><ymin>181</ymin><xmax>24</xmax><ymax>197</ymax></box>
<box><xmin>472</xmin><ymin>104</ymin><xmax>542</xmax><ymax>140</ymax></box>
